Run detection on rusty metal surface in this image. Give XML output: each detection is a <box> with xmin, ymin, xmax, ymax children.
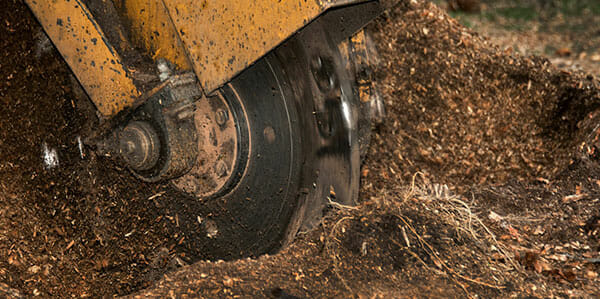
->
<box><xmin>162</xmin><ymin>0</ymin><xmax>372</xmax><ymax>93</ymax></box>
<box><xmin>112</xmin><ymin>0</ymin><xmax>193</xmax><ymax>71</ymax></box>
<box><xmin>172</xmin><ymin>92</ymin><xmax>242</xmax><ymax>198</ymax></box>
<box><xmin>25</xmin><ymin>0</ymin><xmax>140</xmax><ymax>117</ymax></box>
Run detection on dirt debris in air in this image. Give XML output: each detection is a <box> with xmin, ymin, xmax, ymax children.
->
<box><xmin>1</xmin><ymin>0</ymin><xmax>600</xmax><ymax>298</ymax></box>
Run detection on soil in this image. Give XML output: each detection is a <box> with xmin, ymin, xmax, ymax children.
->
<box><xmin>1</xmin><ymin>0</ymin><xmax>599</xmax><ymax>298</ymax></box>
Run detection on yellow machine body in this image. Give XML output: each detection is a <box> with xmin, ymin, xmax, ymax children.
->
<box><xmin>24</xmin><ymin>0</ymin><xmax>384</xmax><ymax>259</ymax></box>
<box><xmin>26</xmin><ymin>0</ymin><xmax>141</xmax><ymax>116</ymax></box>
<box><xmin>111</xmin><ymin>0</ymin><xmax>193</xmax><ymax>71</ymax></box>
<box><xmin>25</xmin><ymin>0</ymin><xmax>372</xmax><ymax>117</ymax></box>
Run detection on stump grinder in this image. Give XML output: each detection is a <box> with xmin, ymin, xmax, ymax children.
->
<box><xmin>26</xmin><ymin>0</ymin><xmax>384</xmax><ymax>258</ymax></box>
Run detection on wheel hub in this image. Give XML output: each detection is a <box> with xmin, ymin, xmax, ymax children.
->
<box><xmin>100</xmin><ymin>7</ymin><xmax>384</xmax><ymax>258</ymax></box>
<box><xmin>172</xmin><ymin>91</ymin><xmax>249</xmax><ymax>199</ymax></box>
<box><xmin>119</xmin><ymin>121</ymin><xmax>161</xmax><ymax>172</ymax></box>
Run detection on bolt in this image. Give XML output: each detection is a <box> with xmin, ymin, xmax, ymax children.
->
<box><xmin>215</xmin><ymin>160</ymin><xmax>228</xmax><ymax>178</ymax></box>
<box><xmin>125</xmin><ymin>140</ymin><xmax>136</xmax><ymax>154</ymax></box>
<box><xmin>310</xmin><ymin>55</ymin><xmax>336</xmax><ymax>92</ymax></box>
<box><xmin>263</xmin><ymin>126</ymin><xmax>276</xmax><ymax>144</ymax></box>
<box><xmin>119</xmin><ymin>121</ymin><xmax>160</xmax><ymax>171</ymax></box>
<box><xmin>215</xmin><ymin>109</ymin><xmax>229</xmax><ymax>126</ymax></box>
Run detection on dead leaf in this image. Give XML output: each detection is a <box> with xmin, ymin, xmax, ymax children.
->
<box><xmin>223</xmin><ymin>276</ymin><xmax>233</xmax><ymax>287</ymax></box>
<box><xmin>563</xmin><ymin>270</ymin><xmax>576</xmax><ymax>282</ymax></box>
<box><xmin>508</xmin><ymin>226</ymin><xmax>521</xmax><ymax>240</ymax></box>
<box><xmin>535</xmin><ymin>258</ymin><xmax>552</xmax><ymax>273</ymax></box>
<box><xmin>28</xmin><ymin>265</ymin><xmax>41</xmax><ymax>274</ymax></box>
<box><xmin>555</xmin><ymin>48</ymin><xmax>572</xmax><ymax>57</ymax></box>
<box><xmin>533</xmin><ymin>226</ymin><xmax>545</xmax><ymax>235</ymax></box>
<box><xmin>361</xmin><ymin>168</ymin><xmax>369</xmax><ymax>177</ymax></box>
<box><xmin>585</xmin><ymin>271</ymin><xmax>598</xmax><ymax>279</ymax></box>
<box><xmin>490</xmin><ymin>252</ymin><xmax>505</xmax><ymax>262</ymax></box>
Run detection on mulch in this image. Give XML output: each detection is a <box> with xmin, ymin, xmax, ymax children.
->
<box><xmin>0</xmin><ymin>0</ymin><xmax>598</xmax><ymax>297</ymax></box>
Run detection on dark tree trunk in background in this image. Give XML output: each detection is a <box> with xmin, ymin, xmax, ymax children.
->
<box><xmin>447</xmin><ymin>0</ymin><xmax>481</xmax><ymax>13</ymax></box>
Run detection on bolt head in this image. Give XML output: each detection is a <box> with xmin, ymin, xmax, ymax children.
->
<box><xmin>215</xmin><ymin>109</ymin><xmax>229</xmax><ymax>126</ymax></box>
<box><xmin>119</xmin><ymin>121</ymin><xmax>160</xmax><ymax>171</ymax></box>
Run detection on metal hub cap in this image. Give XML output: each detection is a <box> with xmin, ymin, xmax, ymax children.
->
<box><xmin>172</xmin><ymin>92</ymin><xmax>248</xmax><ymax>199</ymax></box>
<box><xmin>118</xmin><ymin>121</ymin><xmax>161</xmax><ymax>172</ymax></box>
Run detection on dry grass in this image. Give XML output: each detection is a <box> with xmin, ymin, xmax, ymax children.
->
<box><xmin>324</xmin><ymin>173</ymin><xmax>519</xmax><ymax>296</ymax></box>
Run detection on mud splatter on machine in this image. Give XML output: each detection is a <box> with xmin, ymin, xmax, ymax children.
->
<box><xmin>26</xmin><ymin>0</ymin><xmax>384</xmax><ymax>257</ymax></box>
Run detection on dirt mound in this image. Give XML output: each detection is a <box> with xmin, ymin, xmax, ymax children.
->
<box><xmin>0</xmin><ymin>3</ymin><xmax>195</xmax><ymax>297</ymax></box>
<box><xmin>135</xmin><ymin>1</ymin><xmax>600</xmax><ymax>297</ymax></box>
<box><xmin>371</xmin><ymin>0</ymin><xmax>600</xmax><ymax>189</ymax></box>
<box><xmin>0</xmin><ymin>0</ymin><xmax>599</xmax><ymax>298</ymax></box>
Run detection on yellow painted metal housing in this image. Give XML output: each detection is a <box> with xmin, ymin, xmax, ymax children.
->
<box><xmin>25</xmin><ymin>0</ymin><xmax>140</xmax><ymax>117</ymax></box>
<box><xmin>26</xmin><ymin>0</ymin><xmax>370</xmax><ymax>116</ymax></box>
<box><xmin>112</xmin><ymin>0</ymin><xmax>193</xmax><ymax>71</ymax></box>
<box><xmin>162</xmin><ymin>0</ymin><xmax>370</xmax><ymax>93</ymax></box>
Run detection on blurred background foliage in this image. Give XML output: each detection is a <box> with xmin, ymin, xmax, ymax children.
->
<box><xmin>429</xmin><ymin>0</ymin><xmax>600</xmax><ymax>76</ymax></box>
<box><xmin>439</xmin><ymin>0</ymin><xmax>600</xmax><ymax>30</ymax></box>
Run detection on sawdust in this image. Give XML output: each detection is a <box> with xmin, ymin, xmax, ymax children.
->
<box><xmin>0</xmin><ymin>0</ymin><xmax>599</xmax><ymax>298</ymax></box>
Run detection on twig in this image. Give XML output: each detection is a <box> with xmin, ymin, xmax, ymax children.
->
<box><xmin>327</xmin><ymin>198</ymin><xmax>359</xmax><ymax>210</ymax></box>
<box><xmin>325</xmin><ymin>216</ymin><xmax>355</xmax><ymax>293</ymax></box>
<box><xmin>396</xmin><ymin>214</ymin><xmax>506</xmax><ymax>290</ymax></box>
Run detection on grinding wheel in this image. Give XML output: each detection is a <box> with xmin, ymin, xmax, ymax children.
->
<box><xmin>166</xmin><ymin>20</ymin><xmax>369</xmax><ymax>258</ymax></box>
